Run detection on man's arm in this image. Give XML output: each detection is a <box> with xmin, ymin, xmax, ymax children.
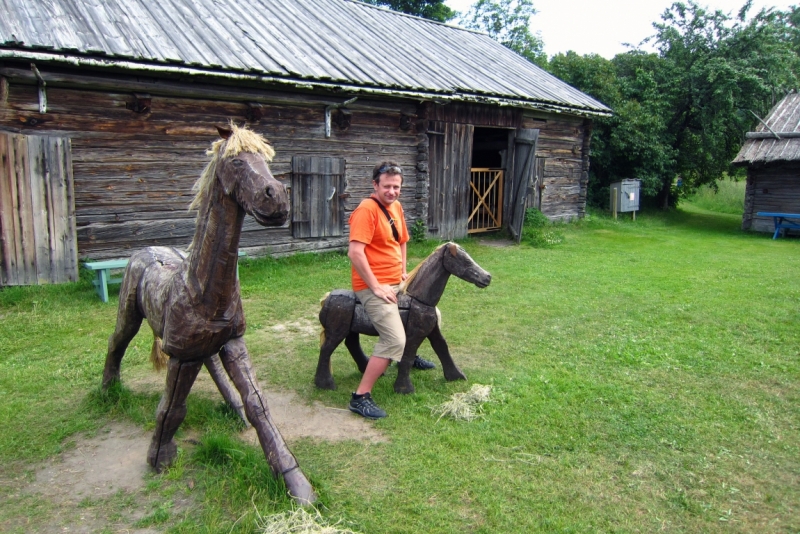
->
<box><xmin>348</xmin><ymin>240</ymin><xmax>397</xmax><ymax>303</ymax></box>
<box><xmin>400</xmin><ymin>242</ymin><xmax>408</xmax><ymax>281</ymax></box>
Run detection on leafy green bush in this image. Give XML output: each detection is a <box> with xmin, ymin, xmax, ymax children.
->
<box><xmin>410</xmin><ymin>219</ymin><xmax>427</xmax><ymax>243</ymax></box>
<box><xmin>521</xmin><ymin>208</ymin><xmax>564</xmax><ymax>247</ymax></box>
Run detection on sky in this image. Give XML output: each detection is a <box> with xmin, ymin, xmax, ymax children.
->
<box><xmin>444</xmin><ymin>0</ymin><xmax>798</xmax><ymax>58</ymax></box>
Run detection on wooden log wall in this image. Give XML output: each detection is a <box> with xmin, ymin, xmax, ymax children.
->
<box><xmin>743</xmin><ymin>163</ymin><xmax>800</xmax><ymax>233</ymax></box>
<box><xmin>522</xmin><ymin>113</ymin><xmax>591</xmax><ymax>222</ymax></box>
<box><xmin>0</xmin><ymin>68</ymin><xmax>419</xmax><ymax>260</ymax></box>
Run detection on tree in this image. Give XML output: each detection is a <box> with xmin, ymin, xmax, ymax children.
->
<box><xmin>360</xmin><ymin>0</ymin><xmax>456</xmax><ymax>22</ymax></box>
<box><xmin>549</xmin><ymin>1</ymin><xmax>799</xmax><ymax>208</ymax></box>
<box><xmin>549</xmin><ymin>51</ymin><xmax>675</xmax><ymax>206</ymax></box>
<box><xmin>458</xmin><ymin>0</ymin><xmax>545</xmax><ymax>66</ymax></box>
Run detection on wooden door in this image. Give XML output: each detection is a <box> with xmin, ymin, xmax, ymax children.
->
<box><xmin>291</xmin><ymin>156</ymin><xmax>346</xmax><ymax>238</ymax></box>
<box><xmin>0</xmin><ymin>132</ymin><xmax>78</xmax><ymax>285</ymax></box>
<box><xmin>427</xmin><ymin>122</ymin><xmax>474</xmax><ymax>240</ymax></box>
<box><xmin>507</xmin><ymin>129</ymin><xmax>539</xmax><ymax>243</ymax></box>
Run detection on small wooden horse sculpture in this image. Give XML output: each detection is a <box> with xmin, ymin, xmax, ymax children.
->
<box><xmin>315</xmin><ymin>243</ymin><xmax>491</xmax><ymax>394</ymax></box>
<box><xmin>101</xmin><ymin>124</ymin><xmax>315</xmax><ymax>505</ymax></box>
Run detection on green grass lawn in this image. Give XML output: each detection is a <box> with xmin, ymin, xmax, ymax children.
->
<box><xmin>1</xmin><ymin>203</ymin><xmax>798</xmax><ymax>533</ymax></box>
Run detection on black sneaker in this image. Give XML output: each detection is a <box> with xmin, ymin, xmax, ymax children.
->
<box><xmin>349</xmin><ymin>392</ymin><xmax>387</xmax><ymax>419</ymax></box>
<box><xmin>413</xmin><ymin>355</ymin><xmax>436</xmax><ymax>370</ymax></box>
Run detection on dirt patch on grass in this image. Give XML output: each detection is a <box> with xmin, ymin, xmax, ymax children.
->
<box><xmin>476</xmin><ymin>238</ymin><xmax>515</xmax><ymax>247</ymax></box>
<box><xmin>13</xmin><ymin>370</ymin><xmax>384</xmax><ymax>533</ymax></box>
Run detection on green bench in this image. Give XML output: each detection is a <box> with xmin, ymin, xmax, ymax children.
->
<box><xmin>84</xmin><ymin>251</ymin><xmax>247</xmax><ymax>303</ymax></box>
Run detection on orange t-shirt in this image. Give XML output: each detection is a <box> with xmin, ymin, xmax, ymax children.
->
<box><xmin>349</xmin><ymin>197</ymin><xmax>409</xmax><ymax>291</ymax></box>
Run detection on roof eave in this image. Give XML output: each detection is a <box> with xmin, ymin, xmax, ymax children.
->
<box><xmin>0</xmin><ymin>48</ymin><xmax>612</xmax><ymax>118</ymax></box>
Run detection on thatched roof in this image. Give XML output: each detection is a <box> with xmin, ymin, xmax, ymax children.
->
<box><xmin>733</xmin><ymin>93</ymin><xmax>800</xmax><ymax>166</ymax></box>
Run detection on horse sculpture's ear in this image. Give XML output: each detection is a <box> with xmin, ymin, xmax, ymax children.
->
<box><xmin>217</xmin><ymin>125</ymin><xmax>233</xmax><ymax>139</ymax></box>
<box><xmin>448</xmin><ymin>243</ymin><xmax>458</xmax><ymax>256</ymax></box>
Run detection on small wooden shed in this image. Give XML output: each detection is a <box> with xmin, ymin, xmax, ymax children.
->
<box><xmin>0</xmin><ymin>0</ymin><xmax>610</xmax><ymax>285</ymax></box>
<box><xmin>733</xmin><ymin>93</ymin><xmax>800</xmax><ymax>234</ymax></box>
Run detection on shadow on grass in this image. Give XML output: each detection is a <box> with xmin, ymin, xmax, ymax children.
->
<box><xmin>84</xmin><ymin>381</ymin><xmax>247</xmax><ymax>434</ymax></box>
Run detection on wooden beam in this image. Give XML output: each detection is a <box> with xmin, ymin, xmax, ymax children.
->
<box><xmin>745</xmin><ymin>131</ymin><xmax>800</xmax><ymax>139</ymax></box>
<box><xmin>0</xmin><ymin>66</ymin><xmax>418</xmax><ymax>115</ymax></box>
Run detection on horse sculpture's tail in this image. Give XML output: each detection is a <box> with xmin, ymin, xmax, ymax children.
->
<box><xmin>319</xmin><ymin>292</ymin><xmax>331</xmax><ymax>346</ymax></box>
<box><xmin>150</xmin><ymin>336</ymin><xmax>170</xmax><ymax>371</ymax></box>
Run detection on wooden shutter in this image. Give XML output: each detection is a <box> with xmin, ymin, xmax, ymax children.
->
<box><xmin>291</xmin><ymin>156</ymin><xmax>346</xmax><ymax>238</ymax></box>
<box><xmin>0</xmin><ymin>132</ymin><xmax>77</xmax><ymax>285</ymax></box>
<box><xmin>507</xmin><ymin>129</ymin><xmax>539</xmax><ymax>243</ymax></box>
<box><xmin>427</xmin><ymin>122</ymin><xmax>474</xmax><ymax>240</ymax></box>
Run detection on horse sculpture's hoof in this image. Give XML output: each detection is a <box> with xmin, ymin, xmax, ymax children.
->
<box><xmin>444</xmin><ymin>368</ymin><xmax>467</xmax><ymax>382</ymax></box>
<box><xmin>283</xmin><ymin>466</ymin><xmax>317</xmax><ymax>505</ymax></box>
<box><xmin>393</xmin><ymin>380</ymin><xmax>415</xmax><ymax>395</ymax></box>
<box><xmin>147</xmin><ymin>439</ymin><xmax>178</xmax><ymax>472</ymax></box>
<box><xmin>101</xmin><ymin>369</ymin><xmax>121</xmax><ymax>390</ymax></box>
<box><xmin>314</xmin><ymin>374</ymin><xmax>336</xmax><ymax>390</ymax></box>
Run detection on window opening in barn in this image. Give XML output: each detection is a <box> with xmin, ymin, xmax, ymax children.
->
<box><xmin>290</xmin><ymin>156</ymin><xmax>346</xmax><ymax>238</ymax></box>
<box><xmin>468</xmin><ymin>127</ymin><xmax>510</xmax><ymax>234</ymax></box>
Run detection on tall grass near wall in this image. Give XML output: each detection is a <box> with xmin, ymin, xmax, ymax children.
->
<box><xmin>686</xmin><ymin>178</ymin><xmax>746</xmax><ymax>215</ymax></box>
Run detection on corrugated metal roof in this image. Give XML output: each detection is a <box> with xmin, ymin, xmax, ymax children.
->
<box><xmin>0</xmin><ymin>0</ymin><xmax>611</xmax><ymax>116</ymax></box>
<box><xmin>733</xmin><ymin>93</ymin><xmax>800</xmax><ymax>165</ymax></box>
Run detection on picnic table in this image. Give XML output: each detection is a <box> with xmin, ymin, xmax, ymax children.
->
<box><xmin>84</xmin><ymin>251</ymin><xmax>247</xmax><ymax>303</ymax></box>
<box><xmin>757</xmin><ymin>212</ymin><xmax>800</xmax><ymax>240</ymax></box>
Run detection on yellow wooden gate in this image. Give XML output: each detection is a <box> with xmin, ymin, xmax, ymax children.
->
<box><xmin>468</xmin><ymin>168</ymin><xmax>504</xmax><ymax>233</ymax></box>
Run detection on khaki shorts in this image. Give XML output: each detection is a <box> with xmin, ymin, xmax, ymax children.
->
<box><xmin>355</xmin><ymin>286</ymin><xmax>406</xmax><ymax>362</ymax></box>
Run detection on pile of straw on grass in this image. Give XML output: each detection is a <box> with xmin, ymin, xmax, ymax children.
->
<box><xmin>255</xmin><ymin>508</ymin><xmax>361</xmax><ymax>534</ymax></box>
<box><xmin>431</xmin><ymin>384</ymin><xmax>492</xmax><ymax>422</ymax></box>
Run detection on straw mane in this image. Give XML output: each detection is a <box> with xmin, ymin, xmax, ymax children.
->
<box><xmin>189</xmin><ymin>124</ymin><xmax>276</xmax><ymax>212</ymax></box>
<box><xmin>400</xmin><ymin>243</ymin><xmax>448</xmax><ymax>293</ymax></box>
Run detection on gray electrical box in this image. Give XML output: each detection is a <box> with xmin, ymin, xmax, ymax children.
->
<box><xmin>610</xmin><ymin>179</ymin><xmax>640</xmax><ymax>212</ymax></box>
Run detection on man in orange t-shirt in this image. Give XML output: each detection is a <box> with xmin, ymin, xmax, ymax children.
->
<box><xmin>346</xmin><ymin>161</ymin><xmax>411</xmax><ymax>419</ymax></box>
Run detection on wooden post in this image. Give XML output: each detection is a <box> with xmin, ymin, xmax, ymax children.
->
<box><xmin>612</xmin><ymin>187</ymin><xmax>618</xmax><ymax>220</ymax></box>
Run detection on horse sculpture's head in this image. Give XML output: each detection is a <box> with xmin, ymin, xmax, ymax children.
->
<box><xmin>442</xmin><ymin>243</ymin><xmax>492</xmax><ymax>288</ymax></box>
<box><xmin>191</xmin><ymin>124</ymin><xmax>289</xmax><ymax>226</ymax></box>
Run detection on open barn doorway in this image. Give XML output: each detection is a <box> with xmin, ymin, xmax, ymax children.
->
<box><xmin>468</xmin><ymin>127</ymin><xmax>511</xmax><ymax>234</ymax></box>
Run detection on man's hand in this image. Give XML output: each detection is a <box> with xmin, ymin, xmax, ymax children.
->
<box><xmin>372</xmin><ymin>283</ymin><xmax>397</xmax><ymax>303</ymax></box>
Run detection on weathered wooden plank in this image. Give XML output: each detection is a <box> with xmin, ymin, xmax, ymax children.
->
<box><xmin>12</xmin><ymin>134</ymin><xmax>38</xmax><ymax>285</ymax></box>
<box><xmin>425</xmin><ymin>102</ymin><xmax>521</xmax><ymax>128</ymax></box>
<box><xmin>26</xmin><ymin>135</ymin><xmax>53</xmax><ymax>283</ymax></box>
<box><xmin>50</xmin><ymin>137</ymin><xmax>78</xmax><ymax>282</ymax></box>
<box><xmin>0</xmin><ymin>134</ymin><xmax>18</xmax><ymax>285</ymax></box>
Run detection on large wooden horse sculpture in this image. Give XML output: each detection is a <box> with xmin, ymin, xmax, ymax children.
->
<box><xmin>101</xmin><ymin>124</ymin><xmax>316</xmax><ymax>505</ymax></box>
<box><xmin>315</xmin><ymin>243</ymin><xmax>491</xmax><ymax>394</ymax></box>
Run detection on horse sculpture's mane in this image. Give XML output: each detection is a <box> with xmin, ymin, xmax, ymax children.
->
<box><xmin>400</xmin><ymin>243</ymin><xmax>448</xmax><ymax>293</ymax></box>
<box><xmin>189</xmin><ymin>124</ymin><xmax>276</xmax><ymax>212</ymax></box>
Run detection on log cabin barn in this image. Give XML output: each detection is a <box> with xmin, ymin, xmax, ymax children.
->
<box><xmin>0</xmin><ymin>0</ymin><xmax>611</xmax><ymax>286</ymax></box>
<box><xmin>733</xmin><ymin>93</ymin><xmax>800</xmax><ymax>235</ymax></box>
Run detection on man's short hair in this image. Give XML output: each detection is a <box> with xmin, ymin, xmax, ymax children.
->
<box><xmin>372</xmin><ymin>161</ymin><xmax>403</xmax><ymax>184</ymax></box>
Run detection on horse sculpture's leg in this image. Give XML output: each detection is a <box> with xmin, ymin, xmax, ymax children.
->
<box><xmin>219</xmin><ymin>337</ymin><xmax>316</xmax><ymax>506</ymax></box>
<box><xmin>102</xmin><ymin>265</ymin><xmax>145</xmax><ymax>389</ymax></box>
<box><xmin>394</xmin><ymin>300</ymin><xmax>437</xmax><ymax>394</ymax></box>
<box><xmin>427</xmin><ymin>324</ymin><xmax>467</xmax><ymax>382</ymax></box>
<box><xmin>394</xmin><ymin>336</ymin><xmax>426</xmax><ymax>395</ymax></box>
<box><xmin>344</xmin><ymin>332</ymin><xmax>370</xmax><ymax>373</ymax></box>
<box><xmin>315</xmin><ymin>291</ymin><xmax>356</xmax><ymax>390</ymax></box>
<box><xmin>204</xmin><ymin>354</ymin><xmax>249</xmax><ymax>427</ymax></box>
<box><xmin>147</xmin><ymin>357</ymin><xmax>203</xmax><ymax>471</ymax></box>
